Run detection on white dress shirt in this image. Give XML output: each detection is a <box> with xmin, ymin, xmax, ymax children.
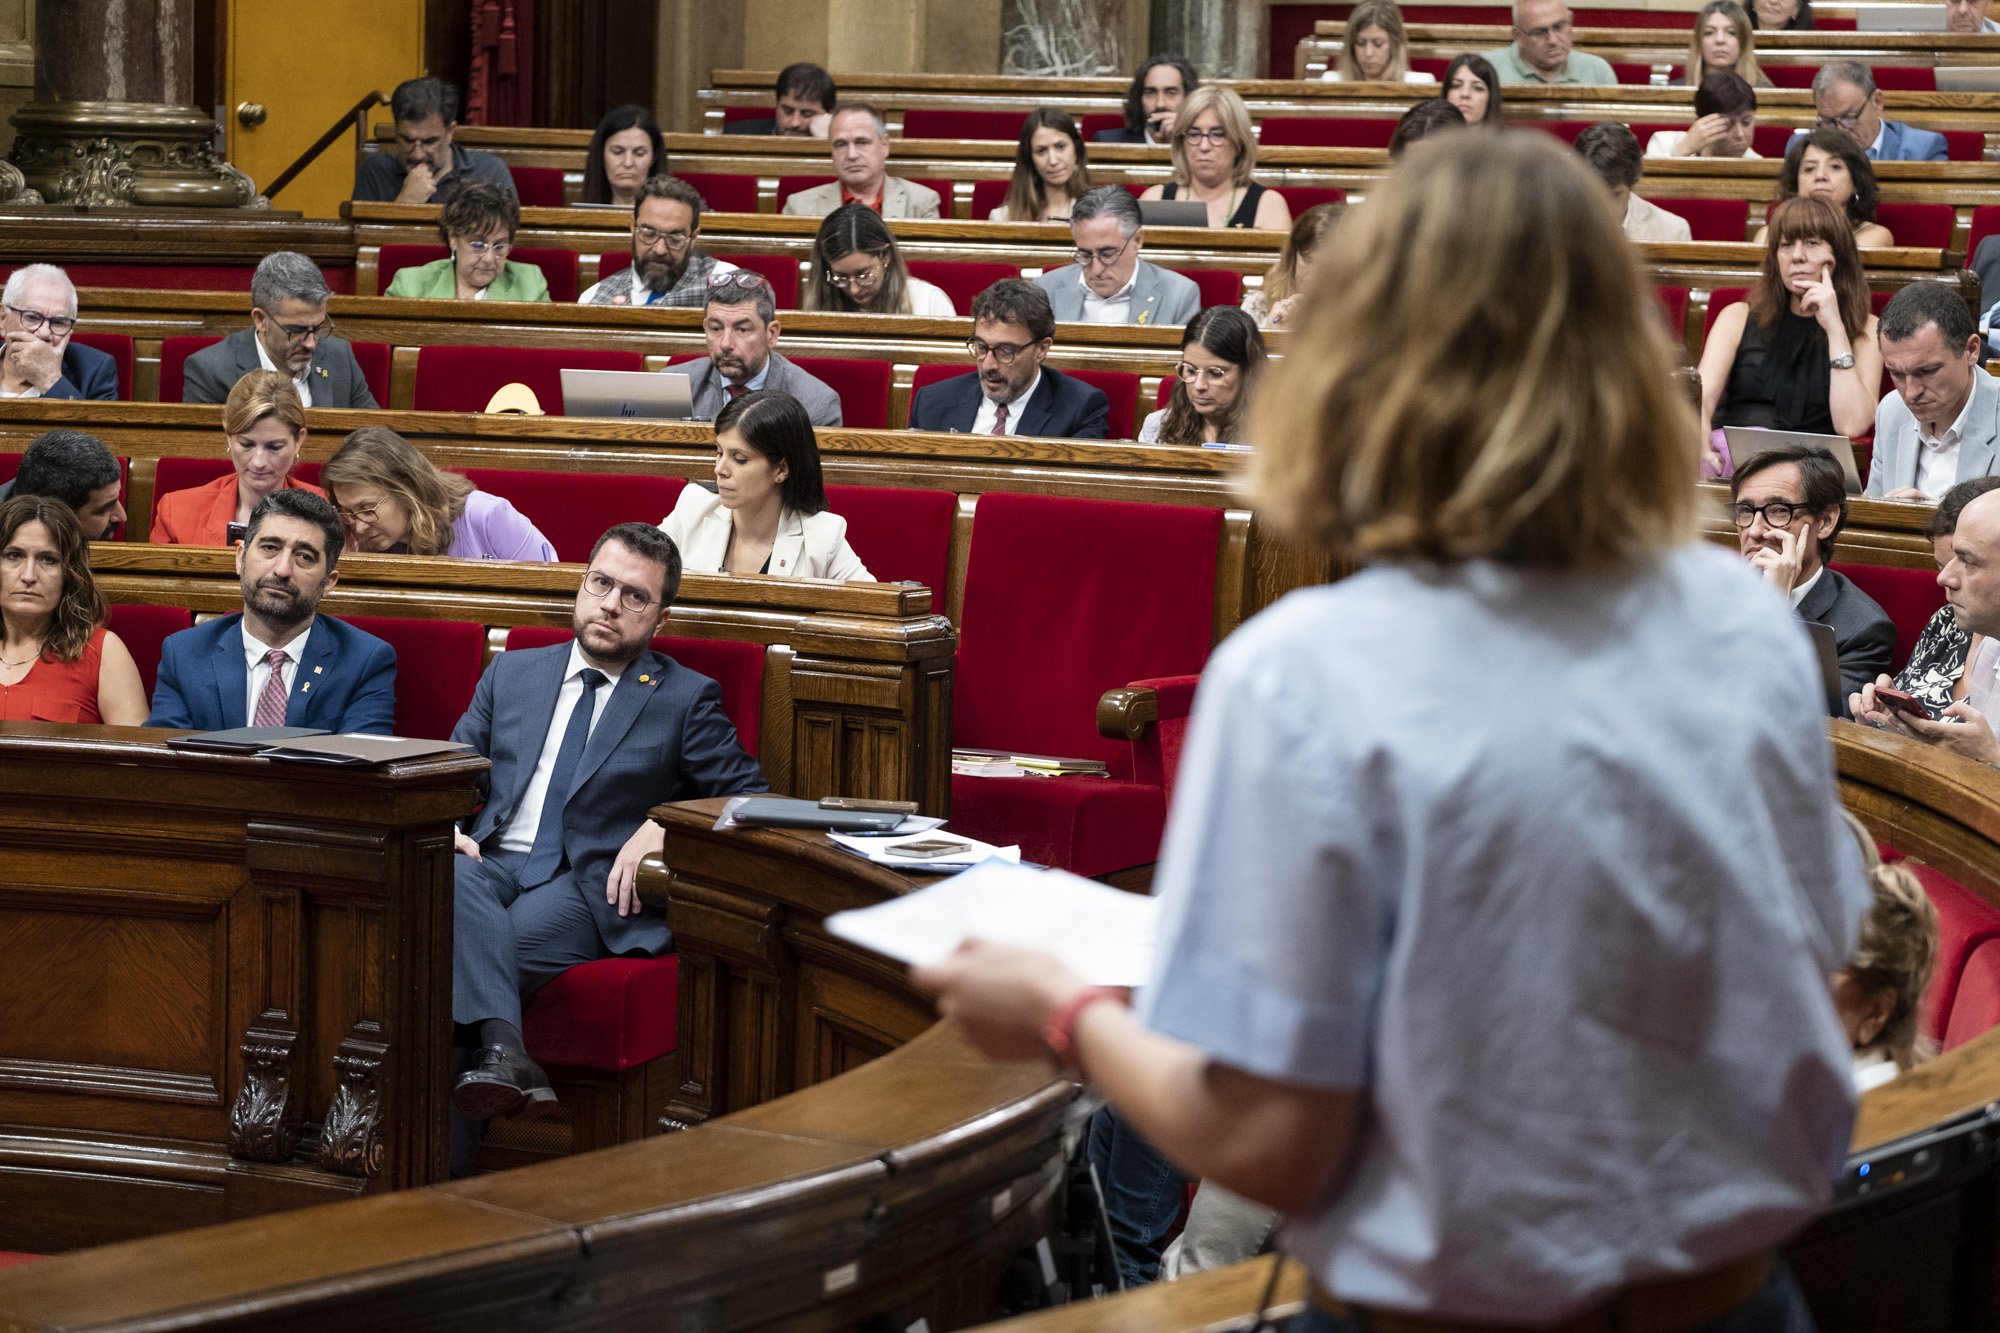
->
<box><xmin>254</xmin><ymin>336</ymin><xmax>314</xmax><ymax>408</ymax></box>
<box><xmin>496</xmin><ymin>642</ymin><xmax>628</xmax><ymax>854</ymax></box>
<box><xmin>970</xmin><ymin>370</ymin><xmax>1043</xmax><ymax>435</ymax></box>
<box><xmin>1914</xmin><ymin>385</ymin><xmax>1978</xmax><ymax>499</ymax></box>
<box><xmin>242</xmin><ymin>620</ymin><xmax>312</xmax><ymax>724</ymax></box>
<box><xmin>1079</xmin><ymin>269</ymin><xmax>1135</xmax><ymax>325</ymax></box>
<box><xmin>1788</xmin><ymin>563</ymin><xmax>1825</xmax><ymax>610</ymax></box>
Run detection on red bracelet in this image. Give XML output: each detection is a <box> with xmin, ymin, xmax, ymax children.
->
<box><xmin>1043</xmin><ymin>986</ymin><xmax>1127</xmax><ymax>1074</ymax></box>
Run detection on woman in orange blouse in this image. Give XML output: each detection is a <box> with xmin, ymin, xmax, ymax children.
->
<box><xmin>0</xmin><ymin>494</ymin><xmax>146</xmax><ymax>723</ymax></box>
<box><xmin>154</xmin><ymin>370</ymin><xmax>326</xmax><ymax>546</ymax></box>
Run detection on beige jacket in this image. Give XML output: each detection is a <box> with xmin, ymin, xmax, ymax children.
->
<box><xmin>780</xmin><ymin>176</ymin><xmax>943</xmax><ymax>219</ymax></box>
<box><xmin>1624</xmin><ymin>194</ymin><xmax>1692</xmax><ymax>245</ymax></box>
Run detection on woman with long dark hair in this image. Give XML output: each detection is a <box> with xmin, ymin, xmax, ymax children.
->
<box><xmin>990</xmin><ymin>108</ymin><xmax>1092</xmax><ymax>222</ymax></box>
<box><xmin>801</xmin><ymin>204</ymin><xmax>956</xmax><ymax>317</ymax></box>
<box><xmin>1139</xmin><ymin>306</ymin><xmax>1267</xmax><ymax>445</ymax></box>
<box><xmin>580</xmin><ymin>104</ymin><xmax>667</xmax><ymax>207</ymax></box>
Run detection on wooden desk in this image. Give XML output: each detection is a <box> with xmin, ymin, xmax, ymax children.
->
<box><xmin>0</xmin><ymin>802</ymin><xmax>1081</xmax><ymax>1331</ymax></box>
<box><xmin>0</xmin><ymin>730</ymin><xmax>485</xmax><ymax>1249</ymax></box>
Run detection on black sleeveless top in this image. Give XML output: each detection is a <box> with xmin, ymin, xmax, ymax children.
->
<box><xmin>1160</xmin><ymin>180</ymin><xmax>1267</xmax><ymax>229</ymax></box>
<box><xmin>1715</xmin><ymin>310</ymin><xmax>1837</xmax><ymax>435</ymax></box>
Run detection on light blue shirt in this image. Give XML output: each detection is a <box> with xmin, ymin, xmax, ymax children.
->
<box><xmin>1140</xmin><ymin>544</ymin><xmax>1867</xmax><ymax>1323</ymax></box>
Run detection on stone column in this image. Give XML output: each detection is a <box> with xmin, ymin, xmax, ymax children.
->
<box><xmin>1001</xmin><ymin>0</ymin><xmax>1145</xmax><ymax>77</ymax></box>
<box><xmin>1152</xmin><ymin>0</ymin><xmax>1268</xmax><ymax>79</ymax></box>
<box><xmin>8</xmin><ymin>0</ymin><xmax>254</xmax><ymax>207</ymax></box>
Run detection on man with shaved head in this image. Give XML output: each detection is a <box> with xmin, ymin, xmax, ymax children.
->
<box><xmin>1853</xmin><ymin>487</ymin><xmax>2000</xmax><ymax>763</ymax></box>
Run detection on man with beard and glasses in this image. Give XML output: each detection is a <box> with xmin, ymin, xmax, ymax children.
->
<box><xmin>578</xmin><ymin>175</ymin><xmax>740</xmax><ymax>308</ymax></box>
<box><xmin>146</xmin><ymin>490</ymin><xmax>396</xmax><ymax>733</ymax></box>
<box><xmin>672</xmin><ymin>272</ymin><xmax>845</xmax><ymax>426</ymax></box>
<box><xmin>445</xmin><ymin>522</ymin><xmax>766</xmax><ymax>1141</ymax></box>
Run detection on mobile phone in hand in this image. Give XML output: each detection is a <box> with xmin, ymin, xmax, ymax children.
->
<box><xmin>1873</xmin><ymin>686</ymin><xmax>1937</xmax><ymax>720</ymax></box>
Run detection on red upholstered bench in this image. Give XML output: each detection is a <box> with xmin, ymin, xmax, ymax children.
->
<box><xmin>1875</xmin><ymin>203</ymin><xmax>1955</xmax><ymax>251</ymax></box>
<box><xmin>787</xmin><ymin>356</ymin><xmax>894</xmax><ymax>429</ymax></box>
<box><xmin>906</xmin><ymin>259</ymin><xmax>1019</xmax><ymax>314</ymax></box>
<box><xmin>1655</xmin><ymin>285</ymin><xmax>1691</xmax><ymax>339</ymax></box>
<box><xmin>108</xmin><ymin>604</ymin><xmax>192</xmax><ymax>698</ymax></box>
<box><xmin>505</xmin><ymin>625</ymin><xmax>767</xmax><ymax>1155</ymax></box>
<box><xmin>1273</xmin><ymin>184</ymin><xmax>1347</xmax><ymax>215</ymax></box>
<box><xmin>1080</xmin><ymin>113</ymin><xmax>1124</xmax><ymax>139</ymax></box>
<box><xmin>411</xmin><ymin>345</ymin><xmax>645</xmax><ymax>414</ymax></box>
<box><xmin>457</xmin><ymin>467</ymin><xmax>685</xmax><ymax>562</ymax></box>
<box><xmin>824</xmin><ymin>483</ymin><xmax>956</xmax><ymax>591</ymax></box>
<box><xmin>1969</xmin><ymin>205</ymin><xmax>2000</xmax><ymax>259</ymax></box>
<box><xmin>902</xmin><ymin>108</ymin><xmax>1028</xmax><ymax>140</ymax></box>
<box><xmin>509</xmin><ymin>165</ymin><xmax>568</xmax><ymax>207</ymax></box>
<box><xmin>969</xmin><ymin>179</ymin><xmax>1010</xmax><ymax>220</ymax></box>
<box><xmin>379</xmin><ymin>244</ymin><xmax>581</xmax><ymax>303</ymax></box>
<box><xmin>1171</xmin><ymin>267</ymin><xmax>1244</xmax><ymax>311</ymax></box>
<box><xmin>1258</xmin><ymin>117</ymin><xmax>1397</xmax><ymax>148</ymax></box>
<box><xmin>1831</xmin><ymin>563</ymin><xmax>1945</xmax><ymax>675</ymax></box>
<box><xmin>1904</xmin><ymin>861</ymin><xmax>2000</xmax><ymax>1045</ymax></box>
<box><xmin>722</xmin><ymin>106</ymin><xmax>773</xmax><ymax>129</ymax></box>
<box><xmin>950</xmin><ymin>493</ymin><xmax>1222</xmax><ymax>875</ymax></box>
<box><xmin>1945</xmin><ymin>938</ymin><xmax>2000</xmax><ymax>1051</ymax></box>
<box><xmin>1653</xmin><ymin>198</ymin><xmax>1750</xmax><ymax>243</ymax></box>
<box><xmin>677</xmin><ymin>171</ymin><xmax>759</xmax><ymax>214</ymax></box>
<box><xmin>70</xmin><ymin>332</ymin><xmax>132</xmax><ymax>399</ymax></box>
<box><xmin>342</xmin><ymin>616</ymin><xmax>485</xmax><ymax>739</ymax></box>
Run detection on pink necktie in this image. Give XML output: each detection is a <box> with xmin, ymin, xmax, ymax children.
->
<box><xmin>725</xmin><ymin>384</ymin><xmax>747</xmax><ymax>400</ymax></box>
<box><xmin>990</xmin><ymin>401</ymin><xmax>1009</xmax><ymax>435</ymax></box>
<box><xmin>253</xmin><ymin>649</ymin><xmax>290</xmax><ymax>728</ymax></box>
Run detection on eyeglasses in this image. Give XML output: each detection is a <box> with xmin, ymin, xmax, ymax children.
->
<box><xmin>636</xmin><ymin>225</ymin><xmax>694</xmax><ymax>250</ymax></box>
<box><xmin>1180</xmin><ymin>127</ymin><xmax>1233</xmax><ymax>146</ymax></box>
<box><xmin>1073</xmin><ymin>237</ymin><xmax>1136</xmax><ymax>270</ymax></box>
<box><xmin>5</xmin><ymin>305</ymin><xmax>77</xmax><ymax>337</ymax></box>
<box><xmin>1732</xmin><ymin>500</ymin><xmax>1805</xmax><ymax>529</ymax></box>
<box><xmin>1177</xmin><ymin>361</ymin><xmax>1237</xmax><ymax>385</ymax></box>
<box><xmin>1517</xmin><ymin>17</ymin><xmax>1573</xmax><ymax>38</ymax></box>
<box><xmin>459</xmin><ymin>237</ymin><xmax>512</xmax><ymax>256</ymax></box>
<box><xmin>582</xmin><ymin>569</ymin><xmax>660</xmax><ymax>615</ymax></box>
<box><xmin>336</xmin><ymin>501</ymin><xmax>382</xmax><ymax>527</ymax></box>
<box><xmin>1816</xmin><ymin>109</ymin><xmax>1867</xmax><ymax>132</ymax></box>
<box><xmin>828</xmin><ymin>261</ymin><xmax>885</xmax><ymax>291</ymax></box>
<box><xmin>707</xmin><ymin>272</ymin><xmax>773</xmax><ymax>302</ymax></box>
<box><xmin>967</xmin><ymin>337</ymin><xmax>1036</xmax><ymax>364</ymax></box>
<box><xmin>265</xmin><ymin>316</ymin><xmax>332</xmax><ymax>342</ymax></box>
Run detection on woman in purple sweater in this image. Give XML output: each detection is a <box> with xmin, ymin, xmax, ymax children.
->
<box><xmin>322</xmin><ymin>427</ymin><xmax>556</xmax><ymax>562</ymax></box>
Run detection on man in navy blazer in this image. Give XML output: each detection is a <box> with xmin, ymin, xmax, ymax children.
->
<box><xmin>0</xmin><ymin>265</ymin><xmax>117</xmax><ymax>400</ymax></box>
<box><xmin>448</xmin><ymin>522</ymin><xmax>767</xmax><ymax>1123</ymax></box>
<box><xmin>908</xmin><ymin>278</ymin><xmax>1111</xmax><ymax>439</ymax></box>
<box><xmin>147</xmin><ymin>491</ymin><xmax>397</xmax><ymax>734</ymax></box>
<box><xmin>1802</xmin><ymin>63</ymin><xmax>1949</xmax><ymax>162</ymax></box>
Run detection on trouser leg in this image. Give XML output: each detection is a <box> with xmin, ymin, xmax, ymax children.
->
<box><xmin>508</xmin><ymin>869</ymin><xmax>608</xmax><ymax>1005</ymax></box>
<box><xmin>1086</xmin><ymin>1104</ymin><xmax>1190</xmax><ymax>1289</ymax></box>
<box><xmin>453</xmin><ymin>850</ymin><xmax>527</xmax><ymax>1029</ymax></box>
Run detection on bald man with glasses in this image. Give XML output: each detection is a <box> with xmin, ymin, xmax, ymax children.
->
<box><xmin>1483</xmin><ymin>0</ymin><xmax>1616</xmax><ymax>84</ymax></box>
<box><xmin>1034</xmin><ymin>185</ymin><xmax>1201</xmax><ymax>327</ymax></box>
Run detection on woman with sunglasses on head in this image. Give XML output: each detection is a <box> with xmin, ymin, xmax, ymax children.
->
<box><xmin>657</xmin><ymin>390</ymin><xmax>872</xmax><ymax>581</ymax></box>
<box><xmin>1140</xmin><ymin>307</ymin><xmax>1267</xmax><ymax>445</ymax></box>
<box><xmin>990</xmin><ymin>108</ymin><xmax>1093</xmax><ymax>223</ymax></box>
<box><xmin>1139</xmin><ymin>86</ymin><xmax>1293</xmax><ymax>231</ymax></box>
<box><xmin>801</xmin><ymin>203</ymin><xmax>956</xmax><ymax>317</ymax></box>
<box><xmin>384</xmin><ymin>183</ymin><xmax>550</xmax><ymax>302</ymax></box>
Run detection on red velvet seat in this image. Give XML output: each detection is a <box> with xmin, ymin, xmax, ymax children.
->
<box><xmin>678</xmin><ymin>171</ymin><xmax>759</xmax><ymax>214</ymax></box>
<box><xmin>108</xmin><ymin>604</ymin><xmax>192</xmax><ymax>698</ymax></box>
<box><xmin>1944</xmin><ymin>937</ymin><xmax>2000</xmax><ymax>1050</ymax></box>
<box><xmin>1942</xmin><ymin>129</ymin><xmax>1983</xmax><ymax>162</ymax></box>
<box><xmin>70</xmin><ymin>332</ymin><xmax>132</xmax><ymax>399</ymax></box>
<box><xmin>1968</xmin><ymin>205</ymin><xmax>2000</xmax><ymax>260</ymax></box>
<box><xmin>341</xmin><ymin>616</ymin><xmax>485</xmax><ymax>739</ymax></box>
<box><xmin>906</xmin><ymin>259</ymin><xmax>1018</xmax><ymax>314</ymax></box>
<box><xmin>411</xmin><ymin>345</ymin><xmax>645</xmax><ymax>414</ymax></box>
<box><xmin>786</xmin><ymin>356</ymin><xmax>893</xmax><ymax>429</ymax></box>
<box><xmin>457</xmin><ymin>467</ymin><xmax>686</xmax><ymax>562</ymax></box>
<box><xmin>903</xmin><ymin>109</ymin><xmax>1028</xmax><ymax>140</ymax></box>
<box><xmin>1752</xmin><ymin>124</ymin><xmax>1802</xmax><ymax>157</ymax></box>
<box><xmin>1872</xmin><ymin>65</ymin><xmax>1936</xmax><ymax>92</ymax></box>
<box><xmin>0</xmin><ymin>452</ymin><xmax>16</xmax><ymax>484</ymax></box>
<box><xmin>1258</xmin><ymin>117</ymin><xmax>1398</xmax><ymax>149</ymax></box>
<box><xmin>19</xmin><ymin>263</ymin><xmax>263</xmax><ymax>291</ymax></box>
<box><xmin>1273</xmin><ymin>185</ymin><xmax>1348</xmax><ymax>215</ymax></box>
<box><xmin>722</xmin><ymin>106</ymin><xmax>773</xmax><ymax>128</ymax></box>
<box><xmin>1080</xmin><ymin>113</ymin><xmax>1125</xmax><ymax>140</ymax></box>
<box><xmin>1832</xmin><ymin>563</ymin><xmax>1945</xmax><ymax>675</ymax></box>
<box><xmin>1906</xmin><ymin>861</ymin><xmax>2000</xmax><ymax>1042</ymax></box>
<box><xmin>350</xmin><ymin>340</ymin><xmax>393</xmax><ymax>407</ymax></box>
<box><xmin>1875</xmin><ymin>202</ymin><xmax>1955</xmax><ymax>250</ymax></box>
<box><xmin>159</xmin><ymin>335</ymin><xmax>222</xmax><ymax>404</ymax></box>
<box><xmin>951</xmin><ymin>493</ymin><xmax>1222</xmax><ymax>874</ymax></box>
<box><xmin>711</xmin><ymin>253</ymin><xmax>801</xmax><ymax>308</ymax></box>
<box><xmin>1652</xmin><ymin>197</ymin><xmax>1749</xmax><ymax>243</ymax></box>
<box><xmin>1765</xmin><ymin>66</ymin><xmax>1816</xmax><ymax>89</ymax></box>
<box><xmin>1170</xmin><ymin>267</ymin><xmax>1245</xmax><ymax>310</ymax></box>
<box><xmin>823</xmin><ymin>484</ymin><xmax>956</xmax><ymax>592</ymax></box>
<box><xmin>1514</xmin><ymin>120</ymin><xmax>1598</xmax><ymax>144</ymax></box>
<box><xmin>1610</xmin><ymin>62</ymin><xmax>1653</xmax><ymax>84</ymax></box>
<box><xmin>1655</xmin><ymin>285</ymin><xmax>1691</xmax><ymax>337</ymax></box>
<box><xmin>969</xmin><ymin>179</ymin><xmax>1011</xmax><ymax>220</ymax></box>
<box><xmin>509</xmin><ymin>165</ymin><xmax>568</xmax><ymax>207</ymax></box>
<box><xmin>379</xmin><ymin>244</ymin><xmax>580</xmax><ymax>303</ymax></box>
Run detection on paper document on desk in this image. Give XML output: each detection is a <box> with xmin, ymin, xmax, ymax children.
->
<box><xmin>824</xmin><ymin>858</ymin><xmax>1161</xmax><ymax>986</ymax></box>
<box><xmin>827</xmin><ymin>829</ymin><xmax>1020</xmax><ymax>869</ymax></box>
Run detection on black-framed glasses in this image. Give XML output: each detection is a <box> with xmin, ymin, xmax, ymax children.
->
<box><xmin>1815</xmin><ymin>110</ymin><xmax>1866</xmax><ymax>133</ymax></box>
<box><xmin>636</xmin><ymin>224</ymin><xmax>694</xmax><ymax>250</ymax></box>
<box><xmin>582</xmin><ymin>569</ymin><xmax>659</xmax><ymax>615</ymax></box>
<box><xmin>1179</xmin><ymin>127</ymin><xmax>1233</xmax><ymax>146</ymax></box>
<box><xmin>1073</xmin><ymin>237</ymin><xmax>1135</xmax><ymax>269</ymax></box>
<box><xmin>1733</xmin><ymin>500</ymin><xmax>1804</xmax><ymax>529</ymax></box>
<box><xmin>967</xmin><ymin>337</ymin><xmax>1034</xmax><ymax>364</ymax></box>
<box><xmin>269</xmin><ymin>316</ymin><xmax>332</xmax><ymax>342</ymax></box>
<box><xmin>5</xmin><ymin>305</ymin><xmax>76</xmax><ymax>337</ymax></box>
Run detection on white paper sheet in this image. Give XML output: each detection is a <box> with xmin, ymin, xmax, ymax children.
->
<box><xmin>826</xmin><ymin>829</ymin><xmax>1020</xmax><ymax>869</ymax></box>
<box><xmin>824</xmin><ymin>858</ymin><xmax>1161</xmax><ymax>986</ymax></box>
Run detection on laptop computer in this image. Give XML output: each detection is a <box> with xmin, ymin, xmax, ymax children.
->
<box><xmin>1935</xmin><ymin>66</ymin><xmax>2000</xmax><ymax>92</ymax></box>
<box><xmin>1802</xmin><ymin>620</ymin><xmax>1845</xmax><ymax>712</ymax></box>
<box><xmin>559</xmin><ymin>368</ymin><xmax>697</xmax><ymax>420</ymax></box>
<box><xmin>1722</xmin><ymin>427</ymin><xmax>1863</xmax><ymax>493</ymax></box>
<box><xmin>1138</xmin><ymin>199</ymin><xmax>1211</xmax><ymax>228</ymax></box>
<box><xmin>1851</xmin><ymin>3</ymin><xmax>1948</xmax><ymax>30</ymax></box>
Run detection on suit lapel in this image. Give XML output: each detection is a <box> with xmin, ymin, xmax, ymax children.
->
<box><xmin>770</xmin><ymin>509</ymin><xmax>808</xmax><ymax>577</ymax></box>
<box><xmin>286</xmin><ymin>618</ymin><xmax>338</xmax><ymax>726</ymax></box>
<box><xmin>1797</xmin><ymin>568</ymin><xmax>1840</xmax><ymax>624</ymax></box>
<box><xmin>1017</xmin><ymin>369</ymin><xmax>1057</xmax><ymax>437</ymax></box>
<box><xmin>570</xmin><ymin>659</ymin><xmax>660</xmax><ymax>794</ymax></box>
<box><xmin>1130</xmin><ymin>265</ymin><xmax>1161</xmax><ymax>327</ymax></box>
<box><xmin>1957</xmin><ymin>371</ymin><xmax>2000</xmax><ymax>485</ymax></box>
<box><xmin>213</xmin><ymin>620</ymin><xmax>250</xmax><ymax>726</ymax></box>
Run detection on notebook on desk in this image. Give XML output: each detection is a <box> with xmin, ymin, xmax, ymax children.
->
<box><xmin>165</xmin><ymin>726</ymin><xmax>328</xmax><ymax>753</ymax></box>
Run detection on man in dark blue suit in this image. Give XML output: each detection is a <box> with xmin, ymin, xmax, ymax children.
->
<box><xmin>908</xmin><ymin>279</ymin><xmax>1111</xmax><ymax>440</ymax></box>
<box><xmin>147</xmin><ymin>490</ymin><xmax>397</xmax><ymax>733</ymax></box>
<box><xmin>449</xmin><ymin>522</ymin><xmax>767</xmax><ymax>1121</ymax></box>
<box><xmin>0</xmin><ymin>265</ymin><xmax>117</xmax><ymax>400</ymax></box>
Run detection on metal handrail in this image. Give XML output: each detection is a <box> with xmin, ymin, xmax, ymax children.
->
<box><xmin>262</xmin><ymin>90</ymin><xmax>388</xmax><ymax>202</ymax></box>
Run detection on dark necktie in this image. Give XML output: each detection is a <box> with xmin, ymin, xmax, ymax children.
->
<box><xmin>990</xmin><ymin>400</ymin><xmax>1010</xmax><ymax>435</ymax></box>
<box><xmin>519</xmin><ymin>668</ymin><xmax>607</xmax><ymax>887</ymax></box>
<box><xmin>725</xmin><ymin>383</ymin><xmax>748</xmax><ymax>400</ymax></box>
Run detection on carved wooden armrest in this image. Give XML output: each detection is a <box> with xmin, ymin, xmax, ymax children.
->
<box><xmin>1097</xmin><ymin>686</ymin><xmax>1160</xmax><ymax>742</ymax></box>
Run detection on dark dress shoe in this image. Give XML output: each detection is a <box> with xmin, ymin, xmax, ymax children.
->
<box><xmin>452</xmin><ymin>1045</ymin><xmax>557</xmax><ymax>1122</ymax></box>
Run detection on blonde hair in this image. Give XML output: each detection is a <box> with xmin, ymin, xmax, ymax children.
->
<box><xmin>321</xmin><ymin>426</ymin><xmax>474</xmax><ymax>557</ymax></box>
<box><xmin>1261</xmin><ymin>202</ymin><xmax>1345</xmax><ymax>306</ymax></box>
<box><xmin>1337</xmin><ymin>0</ymin><xmax>1414</xmax><ymax>81</ymax></box>
<box><xmin>1687</xmin><ymin>0</ymin><xmax>1766</xmax><ymax>86</ymax></box>
<box><xmin>1848</xmin><ymin>862</ymin><xmax>1940</xmax><ymax>1073</ymax></box>
<box><xmin>222</xmin><ymin>369</ymin><xmax>305</xmax><ymax>440</ymax></box>
<box><xmin>1247</xmin><ymin>131</ymin><xmax>1698</xmax><ymax>566</ymax></box>
<box><xmin>1168</xmin><ymin>86</ymin><xmax>1259</xmax><ymax>190</ymax></box>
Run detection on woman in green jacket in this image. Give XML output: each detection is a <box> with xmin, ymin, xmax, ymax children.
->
<box><xmin>385</xmin><ymin>183</ymin><xmax>550</xmax><ymax>302</ymax></box>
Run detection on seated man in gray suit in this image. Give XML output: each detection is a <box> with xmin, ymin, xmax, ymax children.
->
<box><xmin>1870</xmin><ymin>282</ymin><xmax>2000</xmax><ymax>500</ymax></box>
<box><xmin>1733</xmin><ymin>444</ymin><xmax>1895</xmax><ymax>714</ymax></box>
<box><xmin>675</xmin><ymin>272</ymin><xmax>844</xmax><ymax>426</ymax></box>
<box><xmin>779</xmin><ymin>105</ymin><xmax>941</xmax><ymax>219</ymax></box>
<box><xmin>181</xmin><ymin>252</ymin><xmax>378</xmax><ymax>408</ymax></box>
<box><xmin>450</xmin><ymin>522</ymin><xmax>768</xmax><ymax>1121</ymax></box>
<box><xmin>1034</xmin><ymin>186</ymin><xmax>1202</xmax><ymax>328</ymax></box>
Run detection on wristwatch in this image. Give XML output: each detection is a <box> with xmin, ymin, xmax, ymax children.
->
<box><xmin>1829</xmin><ymin>352</ymin><xmax>1857</xmax><ymax>370</ymax></box>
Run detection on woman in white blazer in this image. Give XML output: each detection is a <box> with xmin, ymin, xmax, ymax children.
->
<box><xmin>659</xmin><ymin>390</ymin><xmax>874</xmax><ymax>582</ymax></box>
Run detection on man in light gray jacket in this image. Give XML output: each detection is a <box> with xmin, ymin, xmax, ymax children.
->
<box><xmin>1034</xmin><ymin>186</ymin><xmax>1201</xmax><ymax>328</ymax></box>
<box><xmin>672</xmin><ymin>272</ymin><xmax>844</xmax><ymax>427</ymax></box>
<box><xmin>1868</xmin><ymin>282</ymin><xmax>2000</xmax><ymax>500</ymax></box>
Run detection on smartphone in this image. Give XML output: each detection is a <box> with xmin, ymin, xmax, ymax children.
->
<box><xmin>885</xmin><ymin>838</ymin><xmax>970</xmax><ymax>860</ymax></box>
<box><xmin>1873</xmin><ymin>686</ymin><xmax>1937</xmax><ymax>720</ymax></box>
<box><xmin>819</xmin><ymin>796</ymin><xmax>919</xmax><ymax>815</ymax></box>
<box><xmin>226</xmin><ymin>521</ymin><xmax>248</xmax><ymax>546</ymax></box>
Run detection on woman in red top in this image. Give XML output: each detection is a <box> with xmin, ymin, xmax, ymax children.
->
<box><xmin>154</xmin><ymin>370</ymin><xmax>326</xmax><ymax>546</ymax></box>
<box><xmin>0</xmin><ymin>495</ymin><xmax>147</xmax><ymax>724</ymax></box>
